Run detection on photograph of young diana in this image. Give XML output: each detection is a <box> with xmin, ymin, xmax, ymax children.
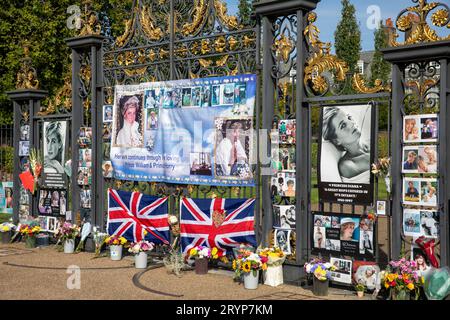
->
<box><xmin>318</xmin><ymin>104</ymin><xmax>375</xmax><ymax>205</ymax></box>
<box><xmin>112</xmin><ymin>94</ymin><xmax>144</xmax><ymax>148</ymax></box>
<box><xmin>274</xmin><ymin>229</ymin><xmax>291</xmax><ymax>255</ymax></box>
<box><xmin>403</xmin><ymin>114</ymin><xmax>439</xmax><ymax>143</ymax></box>
<box><xmin>38</xmin><ymin>189</ymin><xmax>66</xmax><ymax>216</ymax></box>
<box><xmin>402</xmin><ymin>145</ymin><xmax>438</xmax><ymax>174</ymax></box>
<box><xmin>273</xmin><ymin>205</ymin><xmax>296</xmax><ymax>229</ymax></box>
<box><xmin>214</xmin><ymin>118</ymin><xmax>253</xmax><ymax>179</ymax></box>
<box><xmin>19</xmin><ymin>141</ymin><xmax>29</xmax><ymax>157</ymax></box>
<box><xmin>80</xmin><ymin>189</ymin><xmax>91</xmax><ymax>209</ymax></box>
<box><xmin>403</xmin><ymin>209</ymin><xmax>421</xmax><ymax>237</ymax></box>
<box><xmin>278</xmin><ymin>119</ymin><xmax>296</xmax><ymax>144</ymax></box>
<box><xmin>77</xmin><ymin>167</ymin><xmax>92</xmax><ymax>186</ymax></box>
<box><xmin>78</xmin><ymin>127</ymin><xmax>92</xmax><ymax>147</ymax></box>
<box><xmin>420</xmin><ymin>210</ymin><xmax>439</xmax><ymax>238</ymax></box>
<box><xmin>402</xmin><ymin>177</ymin><xmax>438</xmax><ymax>207</ymax></box>
<box><xmin>102</xmin><ymin>161</ymin><xmax>113</xmax><ymax>178</ymax></box>
<box><xmin>279</xmin><ymin>147</ymin><xmax>296</xmax><ymax>172</ymax></box>
<box><xmin>103</xmin><ymin>105</ymin><xmax>113</xmax><ymax>123</ymax></box>
<box><xmin>312</xmin><ymin>213</ymin><xmax>374</xmax><ymax>258</ymax></box>
<box><xmin>144</xmin><ymin>88</ymin><xmax>164</xmax><ymax>109</ymax></box>
<box><xmin>330</xmin><ymin>257</ymin><xmax>353</xmax><ymax>284</ymax></box>
<box><xmin>271</xmin><ymin>172</ymin><xmax>296</xmax><ymax>197</ymax></box>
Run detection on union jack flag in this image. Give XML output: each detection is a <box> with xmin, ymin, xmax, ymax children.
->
<box><xmin>107</xmin><ymin>189</ymin><xmax>170</xmax><ymax>244</ymax></box>
<box><xmin>180</xmin><ymin>197</ymin><xmax>256</xmax><ymax>256</ymax></box>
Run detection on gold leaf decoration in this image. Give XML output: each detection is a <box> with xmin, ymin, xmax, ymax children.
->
<box><xmin>243</xmin><ymin>35</ymin><xmax>255</xmax><ymax>48</ymax></box>
<box><xmin>213</xmin><ymin>0</ymin><xmax>240</xmax><ymax>30</ymax></box>
<box><xmin>37</xmin><ymin>65</ymin><xmax>72</xmax><ymax>116</ymax></box>
<box><xmin>182</xmin><ymin>0</ymin><xmax>209</xmax><ymax>36</ymax></box>
<box><xmin>201</xmin><ymin>39</ymin><xmax>211</xmax><ymax>55</ymax></box>
<box><xmin>215</xmin><ymin>55</ymin><xmax>229</xmax><ymax>67</ymax></box>
<box><xmin>352</xmin><ymin>73</ymin><xmax>391</xmax><ymax>94</ymax></box>
<box><xmin>199</xmin><ymin>58</ymin><xmax>213</xmax><ymax>68</ymax></box>
<box><xmin>124</xmin><ymin>66</ymin><xmax>148</xmax><ymax>77</ymax></box>
<box><xmin>391</xmin><ymin>0</ymin><xmax>450</xmax><ymax>46</ymax></box>
<box><xmin>272</xmin><ymin>35</ymin><xmax>294</xmax><ymax>64</ymax></box>
<box><xmin>141</xmin><ymin>6</ymin><xmax>164</xmax><ymax>41</ymax></box>
<box><xmin>228</xmin><ymin>36</ymin><xmax>238</xmax><ymax>51</ymax></box>
<box><xmin>79</xmin><ymin>1</ymin><xmax>101</xmax><ymax>36</ymax></box>
<box><xmin>115</xmin><ymin>18</ymin><xmax>134</xmax><ymax>48</ymax></box>
<box><xmin>215</xmin><ymin>36</ymin><xmax>227</xmax><ymax>53</ymax></box>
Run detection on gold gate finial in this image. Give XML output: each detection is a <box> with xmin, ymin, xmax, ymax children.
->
<box><xmin>16</xmin><ymin>40</ymin><xmax>40</xmax><ymax>90</ymax></box>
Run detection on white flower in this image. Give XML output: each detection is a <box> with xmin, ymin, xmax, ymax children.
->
<box><xmin>168</xmin><ymin>215</ymin><xmax>178</xmax><ymax>225</ymax></box>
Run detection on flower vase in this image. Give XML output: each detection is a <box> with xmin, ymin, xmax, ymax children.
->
<box><xmin>110</xmin><ymin>245</ymin><xmax>123</xmax><ymax>261</ymax></box>
<box><xmin>135</xmin><ymin>252</ymin><xmax>148</xmax><ymax>269</ymax></box>
<box><xmin>312</xmin><ymin>277</ymin><xmax>329</xmax><ymax>296</ymax></box>
<box><xmin>25</xmin><ymin>236</ymin><xmax>36</xmax><ymax>248</ymax></box>
<box><xmin>391</xmin><ymin>289</ymin><xmax>410</xmax><ymax>300</ymax></box>
<box><xmin>244</xmin><ymin>270</ymin><xmax>259</xmax><ymax>289</ymax></box>
<box><xmin>195</xmin><ymin>257</ymin><xmax>208</xmax><ymax>275</ymax></box>
<box><xmin>357</xmin><ymin>290</ymin><xmax>364</xmax><ymax>298</ymax></box>
<box><xmin>64</xmin><ymin>239</ymin><xmax>75</xmax><ymax>253</ymax></box>
<box><xmin>264</xmin><ymin>265</ymin><xmax>283</xmax><ymax>287</ymax></box>
<box><xmin>1</xmin><ymin>231</ymin><xmax>11</xmax><ymax>244</ymax></box>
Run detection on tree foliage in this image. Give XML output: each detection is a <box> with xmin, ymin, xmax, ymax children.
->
<box><xmin>238</xmin><ymin>0</ymin><xmax>252</xmax><ymax>26</ymax></box>
<box><xmin>334</xmin><ymin>0</ymin><xmax>361</xmax><ymax>75</ymax></box>
<box><xmin>370</xmin><ymin>23</ymin><xmax>391</xmax><ymax>86</ymax></box>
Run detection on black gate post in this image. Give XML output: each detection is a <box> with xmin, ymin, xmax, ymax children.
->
<box><xmin>7</xmin><ymin>90</ymin><xmax>47</xmax><ymax>223</ymax></box>
<box><xmin>255</xmin><ymin>0</ymin><xmax>320</xmax><ymax>283</ymax></box>
<box><xmin>66</xmin><ymin>34</ymin><xmax>105</xmax><ymax>227</ymax></box>
<box><xmin>383</xmin><ymin>41</ymin><xmax>450</xmax><ymax>265</ymax></box>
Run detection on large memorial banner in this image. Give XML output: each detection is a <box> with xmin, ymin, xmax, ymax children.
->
<box><xmin>318</xmin><ymin>103</ymin><xmax>376</xmax><ymax>205</ymax></box>
<box><xmin>111</xmin><ymin>74</ymin><xmax>256</xmax><ymax>186</ymax></box>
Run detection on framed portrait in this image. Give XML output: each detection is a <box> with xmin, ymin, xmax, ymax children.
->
<box><xmin>112</xmin><ymin>93</ymin><xmax>145</xmax><ymax>148</ymax></box>
<box><xmin>404</xmin><ymin>114</ymin><xmax>438</xmax><ymax>143</ymax></box>
<box><xmin>38</xmin><ymin>216</ymin><xmax>49</xmax><ymax>231</ymax></box>
<box><xmin>214</xmin><ymin>117</ymin><xmax>253</xmax><ymax>180</ymax></box>
<box><xmin>318</xmin><ymin>103</ymin><xmax>375</xmax><ymax>205</ymax></box>
<box><xmin>43</xmin><ymin>121</ymin><xmax>67</xmax><ymax>174</ymax></box>
<box><xmin>330</xmin><ymin>257</ymin><xmax>353</xmax><ymax>284</ymax></box>
<box><xmin>103</xmin><ymin>105</ymin><xmax>113</xmax><ymax>123</ymax></box>
<box><xmin>274</xmin><ymin>229</ymin><xmax>291</xmax><ymax>255</ymax></box>
<box><xmin>376</xmin><ymin>200</ymin><xmax>386</xmax><ymax>216</ymax></box>
<box><xmin>47</xmin><ymin>217</ymin><xmax>58</xmax><ymax>233</ymax></box>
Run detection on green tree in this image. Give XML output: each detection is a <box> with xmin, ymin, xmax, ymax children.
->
<box><xmin>238</xmin><ymin>0</ymin><xmax>252</xmax><ymax>26</ymax></box>
<box><xmin>334</xmin><ymin>0</ymin><xmax>361</xmax><ymax>75</ymax></box>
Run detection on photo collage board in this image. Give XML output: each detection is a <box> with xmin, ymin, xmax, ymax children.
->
<box><xmin>270</xmin><ymin>118</ymin><xmax>297</xmax><ymax>255</ymax></box>
<box><xmin>18</xmin><ymin>123</ymin><xmax>31</xmax><ymax>220</ymax></box>
<box><xmin>402</xmin><ymin>114</ymin><xmax>440</xmax><ymax>243</ymax></box>
<box><xmin>311</xmin><ymin>212</ymin><xmax>376</xmax><ymax>259</ymax></box>
<box><xmin>77</xmin><ymin>127</ymin><xmax>92</xmax><ymax>209</ymax></box>
<box><xmin>102</xmin><ymin>105</ymin><xmax>113</xmax><ymax>179</ymax></box>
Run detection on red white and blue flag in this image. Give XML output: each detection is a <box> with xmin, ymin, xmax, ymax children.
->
<box><xmin>180</xmin><ymin>197</ymin><xmax>256</xmax><ymax>256</ymax></box>
<box><xmin>107</xmin><ymin>189</ymin><xmax>170</xmax><ymax>244</ymax></box>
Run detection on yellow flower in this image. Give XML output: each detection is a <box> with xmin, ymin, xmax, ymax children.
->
<box><xmin>211</xmin><ymin>247</ymin><xmax>218</xmax><ymax>256</ymax></box>
<box><xmin>143</xmin><ymin>230</ymin><xmax>148</xmax><ymax>236</ymax></box>
<box><xmin>262</xmin><ymin>263</ymin><xmax>267</xmax><ymax>271</ymax></box>
<box><xmin>421</xmin><ymin>276</ymin><xmax>425</xmax><ymax>284</ymax></box>
<box><xmin>384</xmin><ymin>282</ymin><xmax>390</xmax><ymax>289</ymax></box>
<box><xmin>120</xmin><ymin>237</ymin><xmax>127</xmax><ymax>245</ymax></box>
<box><xmin>190</xmin><ymin>248</ymin><xmax>198</xmax><ymax>256</ymax></box>
<box><xmin>407</xmin><ymin>283</ymin><xmax>414</xmax><ymax>290</ymax></box>
<box><xmin>232</xmin><ymin>260</ymin><xmax>237</xmax><ymax>270</ymax></box>
<box><xmin>242</xmin><ymin>261</ymin><xmax>251</xmax><ymax>273</ymax></box>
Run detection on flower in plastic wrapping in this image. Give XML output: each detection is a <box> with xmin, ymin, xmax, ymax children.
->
<box><xmin>0</xmin><ymin>223</ymin><xmax>16</xmax><ymax>232</ymax></box>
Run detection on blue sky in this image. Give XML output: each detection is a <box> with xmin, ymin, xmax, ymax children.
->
<box><xmin>226</xmin><ymin>0</ymin><xmax>449</xmax><ymax>52</ymax></box>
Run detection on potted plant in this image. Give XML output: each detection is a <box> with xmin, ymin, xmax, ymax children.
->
<box><xmin>232</xmin><ymin>252</ymin><xmax>268</xmax><ymax>290</ymax></box>
<box><xmin>258</xmin><ymin>247</ymin><xmax>286</xmax><ymax>287</ymax></box>
<box><xmin>19</xmin><ymin>224</ymin><xmax>41</xmax><ymax>248</ymax></box>
<box><xmin>129</xmin><ymin>240</ymin><xmax>155</xmax><ymax>269</ymax></box>
<box><xmin>188</xmin><ymin>246</ymin><xmax>212</xmax><ymax>275</ymax></box>
<box><xmin>381</xmin><ymin>257</ymin><xmax>424</xmax><ymax>300</ymax></box>
<box><xmin>0</xmin><ymin>223</ymin><xmax>16</xmax><ymax>244</ymax></box>
<box><xmin>355</xmin><ymin>282</ymin><xmax>366</xmax><ymax>298</ymax></box>
<box><xmin>55</xmin><ymin>222</ymin><xmax>80</xmax><ymax>254</ymax></box>
<box><xmin>304</xmin><ymin>259</ymin><xmax>335</xmax><ymax>296</ymax></box>
<box><xmin>105</xmin><ymin>235</ymin><xmax>127</xmax><ymax>261</ymax></box>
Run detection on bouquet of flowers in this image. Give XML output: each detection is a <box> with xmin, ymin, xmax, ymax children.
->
<box><xmin>28</xmin><ymin>148</ymin><xmax>43</xmax><ymax>194</ymax></box>
<box><xmin>232</xmin><ymin>251</ymin><xmax>268</xmax><ymax>278</ymax></box>
<box><xmin>304</xmin><ymin>259</ymin><xmax>336</xmax><ymax>281</ymax></box>
<box><xmin>19</xmin><ymin>224</ymin><xmax>41</xmax><ymax>238</ymax></box>
<box><xmin>258</xmin><ymin>247</ymin><xmax>286</xmax><ymax>266</ymax></box>
<box><xmin>371</xmin><ymin>157</ymin><xmax>391</xmax><ymax>177</ymax></box>
<box><xmin>92</xmin><ymin>226</ymin><xmax>108</xmax><ymax>257</ymax></box>
<box><xmin>0</xmin><ymin>223</ymin><xmax>16</xmax><ymax>233</ymax></box>
<box><xmin>105</xmin><ymin>234</ymin><xmax>127</xmax><ymax>246</ymax></box>
<box><xmin>381</xmin><ymin>257</ymin><xmax>424</xmax><ymax>300</ymax></box>
<box><xmin>128</xmin><ymin>240</ymin><xmax>155</xmax><ymax>254</ymax></box>
<box><xmin>188</xmin><ymin>245</ymin><xmax>215</xmax><ymax>259</ymax></box>
<box><xmin>55</xmin><ymin>222</ymin><xmax>80</xmax><ymax>242</ymax></box>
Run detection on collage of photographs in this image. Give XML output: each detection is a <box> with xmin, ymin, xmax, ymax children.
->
<box><xmin>329</xmin><ymin>257</ymin><xmax>353</xmax><ymax>284</ymax></box>
<box><xmin>37</xmin><ymin>215</ymin><xmax>59</xmax><ymax>233</ymax></box>
<box><xmin>403</xmin><ymin>114</ymin><xmax>439</xmax><ymax>143</ymax></box>
<box><xmin>402</xmin><ymin>145</ymin><xmax>438</xmax><ymax>174</ymax></box>
<box><xmin>37</xmin><ymin>189</ymin><xmax>67</xmax><ymax>216</ymax></box>
<box><xmin>402</xmin><ymin>177</ymin><xmax>438</xmax><ymax>206</ymax></box>
<box><xmin>312</xmin><ymin>213</ymin><xmax>375</xmax><ymax>257</ymax></box>
<box><xmin>403</xmin><ymin>209</ymin><xmax>439</xmax><ymax>239</ymax></box>
<box><xmin>19</xmin><ymin>124</ymin><xmax>30</xmax><ymax>157</ymax></box>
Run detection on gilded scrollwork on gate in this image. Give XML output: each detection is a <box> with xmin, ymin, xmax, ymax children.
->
<box><xmin>37</xmin><ymin>64</ymin><xmax>72</xmax><ymax>116</ymax></box>
<box><xmin>391</xmin><ymin>0</ymin><xmax>450</xmax><ymax>47</ymax></box>
<box><xmin>16</xmin><ymin>42</ymin><xmax>40</xmax><ymax>90</ymax></box>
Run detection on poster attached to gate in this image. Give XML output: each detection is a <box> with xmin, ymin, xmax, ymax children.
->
<box><xmin>42</xmin><ymin>120</ymin><xmax>68</xmax><ymax>188</ymax></box>
<box><xmin>318</xmin><ymin>103</ymin><xmax>376</xmax><ymax>205</ymax></box>
<box><xmin>110</xmin><ymin>74</ymin><xmax>256</xmax><ymax>187</ymax></box>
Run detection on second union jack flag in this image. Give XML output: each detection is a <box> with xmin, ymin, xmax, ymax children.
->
<box><xmin>180</xmin><ymin>197</ymin><xmax>256</xmax><ymax>256</ymax></box>
<box><xmin>107</xmin><ymin>189</ymin><xmax>170</xmax><ymax>244</ymax></box>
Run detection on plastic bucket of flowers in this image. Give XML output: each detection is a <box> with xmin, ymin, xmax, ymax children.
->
<box><xmin>304</xmin><ymin>259</ymin><xmax>335</xmax><ymax>296</ymax></box>
<box><xmin>0</xmin><ymin>223</ymin><xmax>15</xmax><ymax>244</ymax></box>
<box><xmin>129</xmin><ymin>240</ymin><xmax>155</xmax><ymax>269</ymax></box>
<box><xmin>188</xmin><ymin>246</ymin><xmax>212</xmax><ymax>275</ymax></box>
<box><xmin>258</xmin><ymin>247</ymin><xmax>286</xmax><ymax>287</ymax></box>
<box><xmin>105</xmin><ymin>235</ymin><xmax>127</xmax><ymax>261</ymax></box>
<box><xmin>19</xmin><ymin>224</ymin><xmax>41</xmax><ymax>248</ymax></box>
<box><xmin>233</xmin><ymin>252</ymin><xmax>268</xmax><ymax>290</ymax></box>
<box><xmin>55</xmin><ymin>222</ymin><xmax>81</xmax><ymax>254</ymax></box>
<box><xmin>381</xmin><ymin>257</ymin><xmax>424</xmax><ymax>300</ymax></box>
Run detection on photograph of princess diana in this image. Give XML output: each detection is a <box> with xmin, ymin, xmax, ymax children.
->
<box><xmin>113</xmin><ymin>94</ymin><xmax>144</xmax><ymax>148</ymax></box>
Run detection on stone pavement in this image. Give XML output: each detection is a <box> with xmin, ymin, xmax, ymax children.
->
<box><xmin>0</xmin><ymin>243</ymin><xmax>368</xmax><ymax>300</ymax></box>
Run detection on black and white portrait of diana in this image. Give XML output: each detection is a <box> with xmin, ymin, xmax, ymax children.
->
<box><xmin>43</xmin><ymin>121</ymin><xmax>67</xmax><ymax>174</ymax></box>
<box><xmin>319</xmin><ymin>105</ymin><xmax>373</xmax><ymax>184</ymax></box>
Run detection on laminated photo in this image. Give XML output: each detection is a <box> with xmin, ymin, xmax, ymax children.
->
<box><xmin>103</xmin><ymin>105</ymin><xmax>113</xmax><ymax>123</ymax></box>
<box><xmin>279</xmin><ymin>146</ymin><xmax>296</xmax><ymax>172</ymax></box>
<box><xmin>274</xmin><ymin>229</ymin><xmax>291</xmax><ymax>255</ymax></box>
<box><xmin>354</xmin><ymin>265</ymin><xmax>380</xmax><ymax>290</ymax></box>
<box><xmin>278</xmin><ymin>119</ymin><xmax>296</xmax><ymax>144</ymax></box>
<box><xmin>330</xmin><ymin>257</ymin><xmax>353</xmax><ymax>284</ymax></box>
<box><xmin>274</xmin><ymin>205</ymin><xmax>296</xmax><ymax>229</ymax></box>
<box><xmin>403</xmin><ymin>209</ymin><xmax>421</xmax><ymax>237</ymax></box>
<box><xmin>420</xmin><ymin>210</ymin><xmax>439</xmax><ymax>238</ymax></box>
<box><xmin>112</xmin><ymin>94</ymin><xmax>145</xmax><ymax>148</ymax></box>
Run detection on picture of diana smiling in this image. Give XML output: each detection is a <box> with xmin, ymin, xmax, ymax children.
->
<box><xmin>43</xmin><ymin>121</ymin><xmax>67</xmax><ymax>174</ymax></box>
